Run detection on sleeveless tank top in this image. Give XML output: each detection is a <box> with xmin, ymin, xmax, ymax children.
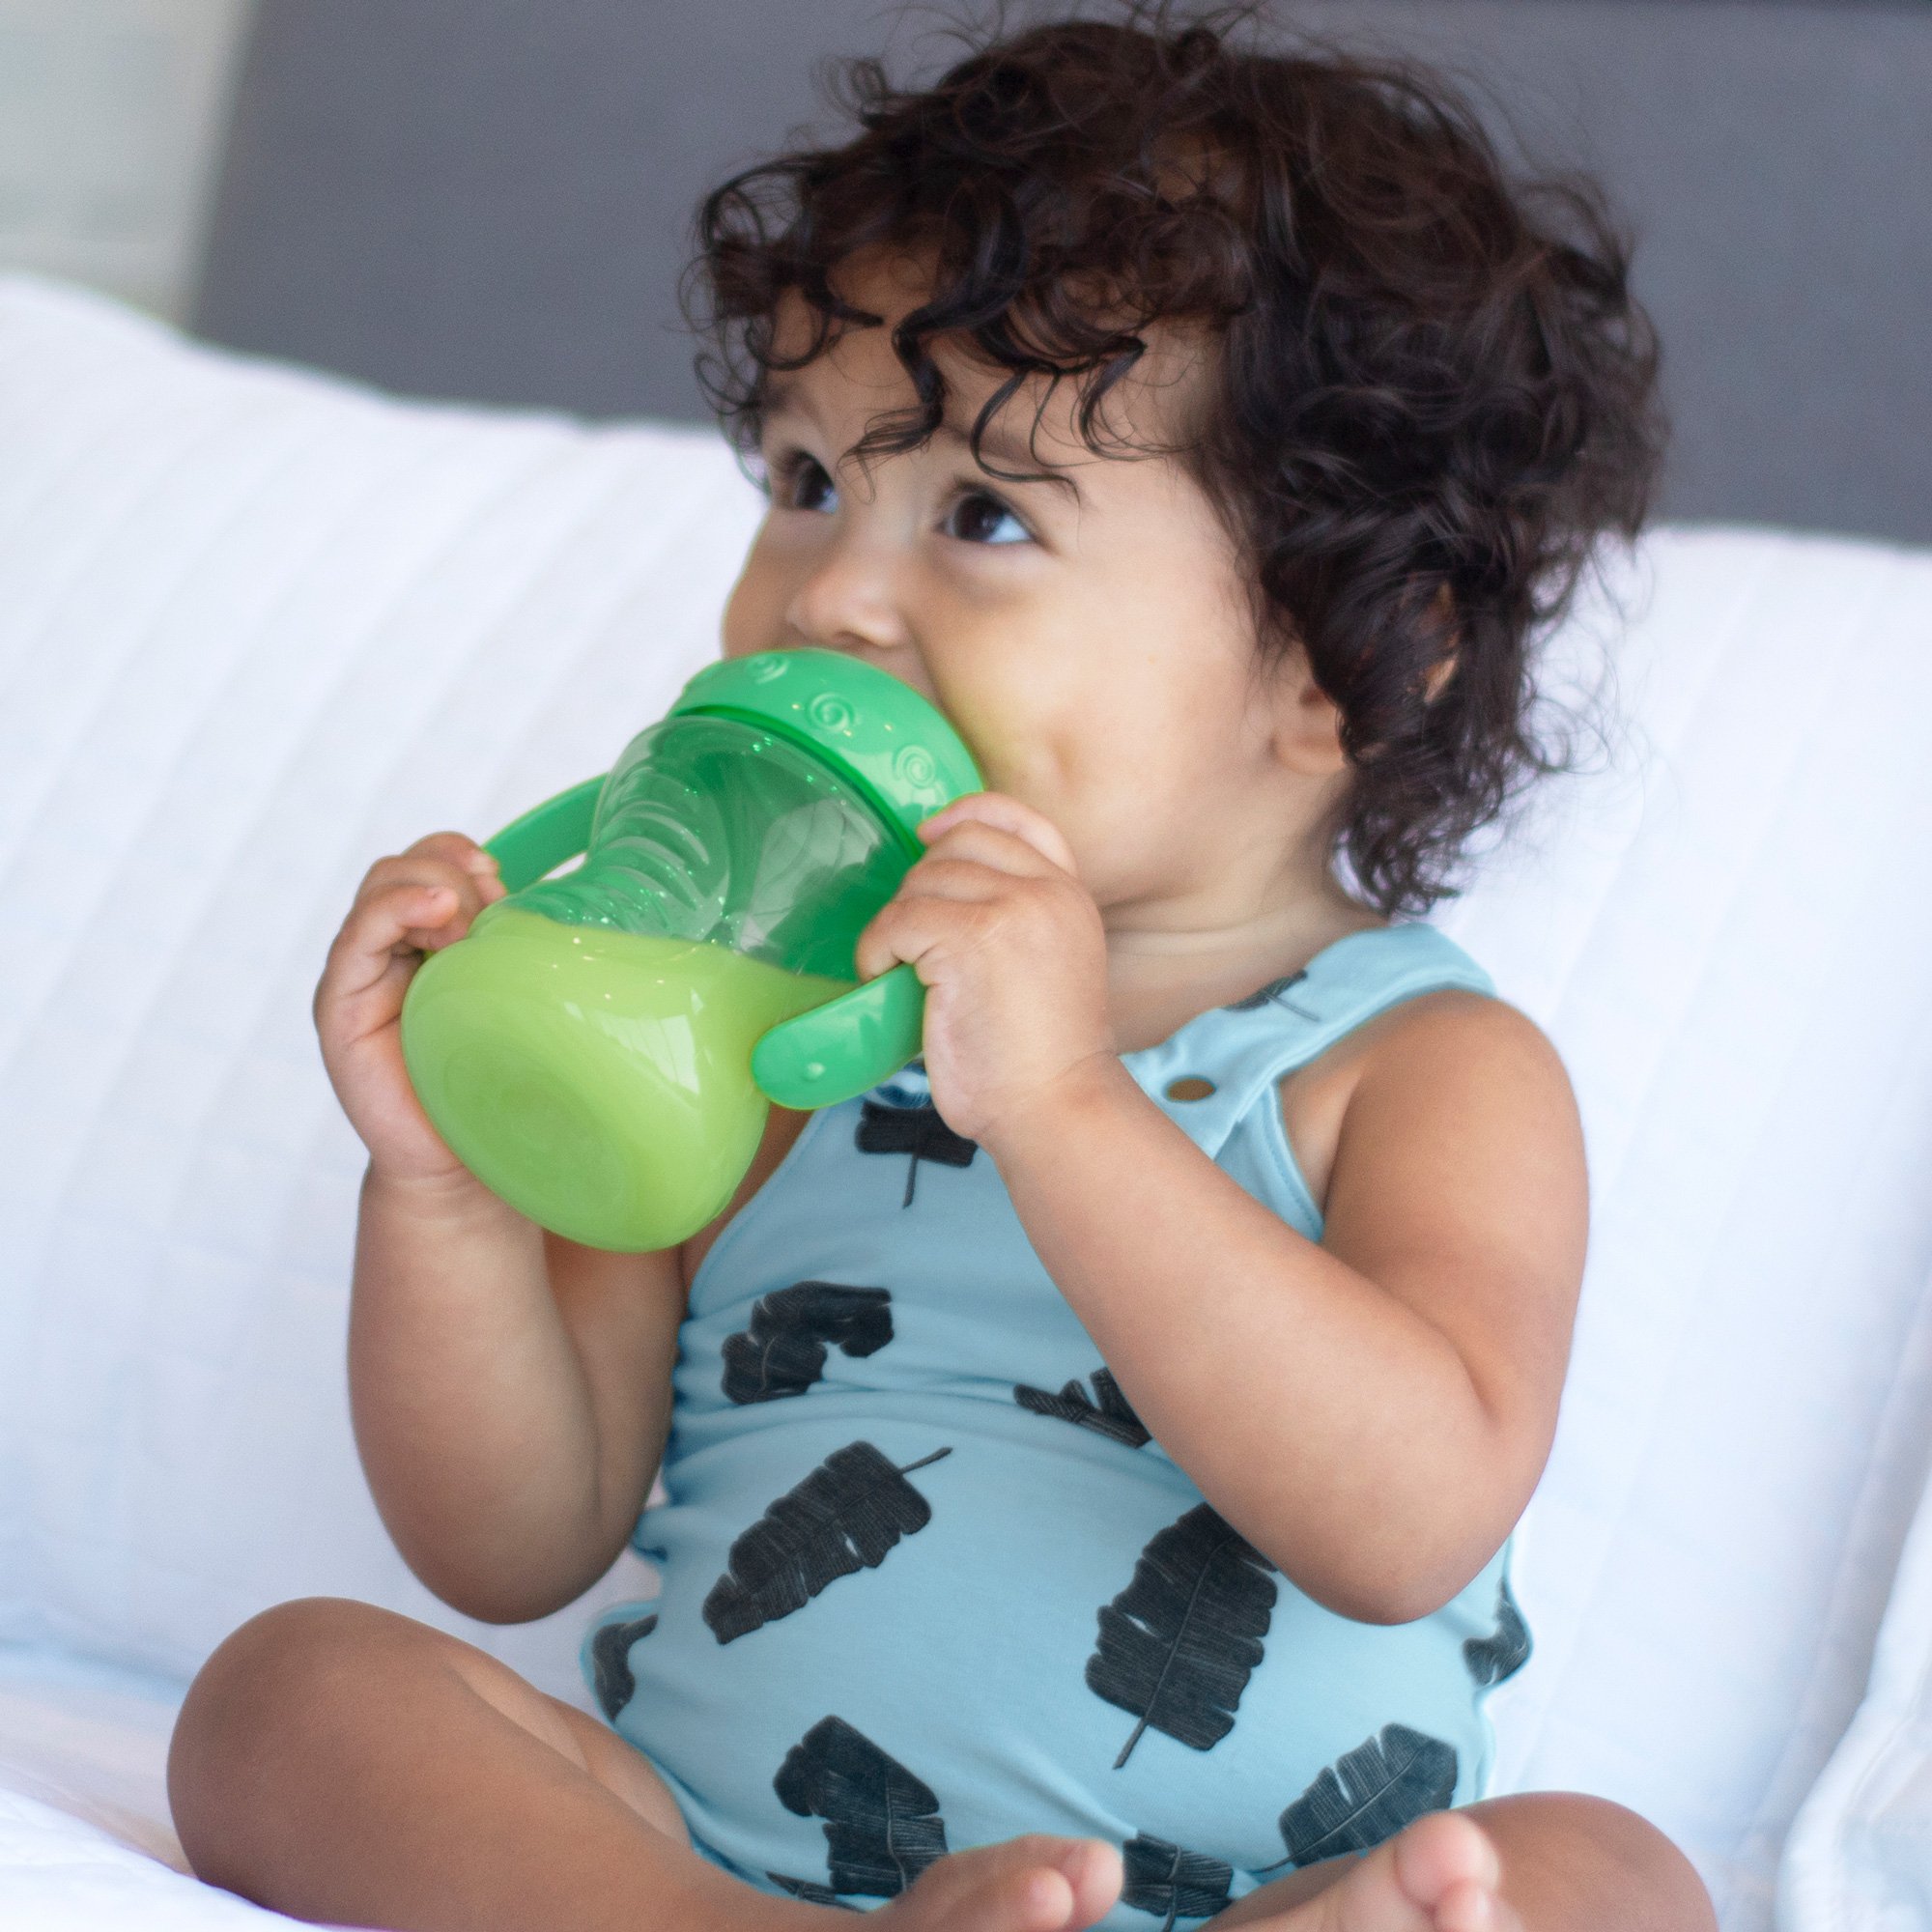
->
<box><xmin>583</xmin><ymin>922</ymin><xmax>1532</xmax><ymax>1925</ymax></box>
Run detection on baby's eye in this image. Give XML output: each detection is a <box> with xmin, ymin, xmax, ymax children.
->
<box><xmin>770</xmin><ymin>451</ymin><xmax>838</xmax><ymax>515</ymax></box>
<box><xmin>942</xmin><ymin>491</ymin><xmax>1031</xmax><ymax>547</ymax></box>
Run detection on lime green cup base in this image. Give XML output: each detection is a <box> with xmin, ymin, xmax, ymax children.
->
<box><xmin>401</xmin><ymin>905</ymin><xmax>851</xmax><ymax>1252</ymax></box>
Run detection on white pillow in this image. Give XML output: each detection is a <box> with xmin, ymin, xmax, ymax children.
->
<box><xmin>3</xmin><ymin>275</ymin><xmax>1931</xmax><ymax>1932</ymax></box>
<box><xmin>1429</xmin><ymin>527</ymin><xmax>1932</xmax><ymax>1930</ymax></box>
<box><xmin>0</xmin><ymin>273</ymin><xmax>762</xmax><ymax>1701</ymax></box>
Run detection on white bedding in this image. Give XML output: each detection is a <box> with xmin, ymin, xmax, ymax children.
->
<box><xmin>0</xmin><ymin>1792</ymin><xmax>265</xmax><ymax>1932</ymax></box>
<box><xmin>0</xmin><ymin>1646</ymin><xmax>258</xmax><ymax>1928</ymax></box>
<box><xmin>0</xmin><ymin>1651</ymin><xmax>180</xmax><ymax>1872</ymax></box>
<box><xmin>5</xmin><ymin>275</ymin><xmax>1932</xmax><ymax>1930</ymax></box>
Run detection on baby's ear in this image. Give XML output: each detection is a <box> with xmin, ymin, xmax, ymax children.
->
<box><xmin>1420</xmin><ymin>653</ymin><xmax>1459</xmax><ymax>704</ymax></box>
<box><xmin>1419</xmin><ymin>585</ymin><xmax>1460</xmax><ymax>704</ymax></box>
<box><xmin>1266</xmin><ymin>638</ymin><xmax>1350</xmax><ymax>778</ymax></box>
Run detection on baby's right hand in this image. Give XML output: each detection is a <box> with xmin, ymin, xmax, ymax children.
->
<box><xmin>313</xmin><ymin>832</ymin><xmax>509</xmax><ymax>1186</ymax></box>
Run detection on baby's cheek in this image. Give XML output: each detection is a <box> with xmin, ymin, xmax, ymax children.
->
<box><xmin>948</xmin><ymin>724</ymin><xmax>1055</xmax><ymax>821</ymax></box>
<box><xmin>719</xmin><ymin>545</ymin><xmax>789</xmax><ymax>656</ymax></box>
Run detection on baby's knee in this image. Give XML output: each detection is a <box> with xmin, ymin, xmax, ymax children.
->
<box><xmin>178</xmin><ymin>1597</ymin><xmax>404</xmax><ymax>1747</ymax></box>
<box><xmin>1565</xmin><ymin>1796</ymin><xmax>1715</xmax><ymax>1932</ymax></box>
<box><xmin>167</xmin><ymin>1597</ymin><xmax>410</xmax><ymax>1868</ymax></box>
<box><xmin>1468</xmin><ymin>1790</ymin><xmax>1716</xmax><ymax>1932</ymax></box>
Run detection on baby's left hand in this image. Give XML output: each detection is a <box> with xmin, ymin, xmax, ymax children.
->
<box><xmin>855</xmin><ymin>792</ymin><xmax>1115</xmax><ymax>1146</ymax></box>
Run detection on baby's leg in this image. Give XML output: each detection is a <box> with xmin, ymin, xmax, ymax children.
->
<box><xmin>1207</xmin><ymin>1793</ymin><xmax>1716</xmax><ymax>1932</ymax></box>
<box><xmin>167</xmin><ymin>1597</ymin><xmax>1121</xmax><ymax>1932</ymax></box>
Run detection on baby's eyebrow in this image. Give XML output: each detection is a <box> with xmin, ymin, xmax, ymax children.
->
<box><xmin>762</xmin><ymin>376</ymin><xmax>1080</xmax><ymax>502</ymax></box>
<box><xmin>930</xmin><ymin>418</ymin><xmax>1080</xmax><ymax>502</ymax></box>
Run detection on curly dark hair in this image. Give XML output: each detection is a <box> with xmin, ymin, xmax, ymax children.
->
<box><xmin>684</xmin><ymin>1</ymin><xmax>1664</xmax><ymax>915</ymax></box>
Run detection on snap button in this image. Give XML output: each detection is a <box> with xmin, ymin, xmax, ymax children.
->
<box><xmin>1164</xmin><ymin>1075</ymin><xmax>1216</xmax><ymax>1102</ymax></box>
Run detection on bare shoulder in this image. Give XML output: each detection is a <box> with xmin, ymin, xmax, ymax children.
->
<box><xmin>1352</xmin><ymin>988</ymin><xmax>1580</xmax><ymax>1142</ymax></box>
<box><xmin>1280</xmin><ymin>989</ymin><xmax>1579</xmax><ymax>1220</ymax></box>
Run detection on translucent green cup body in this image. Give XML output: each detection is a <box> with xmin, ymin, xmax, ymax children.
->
<box><xmin>397</xmin><ymin>649</ymin><xmax>983</xmax><ymax>1253</ymax></box>
<box><xmin>402</xmin><ymin>907</ymin><xmax>851</xmax><ymax>1252</ymax></box>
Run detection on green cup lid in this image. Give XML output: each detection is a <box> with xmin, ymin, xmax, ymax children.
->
<box><xmin>669</xmin><ymin>648</ymin><xmax>982</xmax><ymax>851</ymax></box>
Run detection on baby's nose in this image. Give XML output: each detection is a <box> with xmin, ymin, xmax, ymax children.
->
<box><xmin>783</xmin><ymin>541</ymin><xmax>914</xmax><ymax>657</ymax></box>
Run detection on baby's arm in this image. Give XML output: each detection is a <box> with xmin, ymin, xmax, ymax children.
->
<box><xmin>860</xmin><ymin>794</ymin><xmax>1584</xmax><ymax>1627</ymax></box>
<box><xmin>316</xmin><ymin>835</ymin><xmax>685</xmax><ymax>1625</ymax></box>
<box><xmin>991</xmin><ymin>995</ymin><xmax>1583</xmax><ymax>1625</ymax></box>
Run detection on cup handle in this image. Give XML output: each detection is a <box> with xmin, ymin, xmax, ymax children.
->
<box><xmin>752</xmin><ymin>963</ymin><xmax>925</xmax><ymax>1110</ymax></box>
<box><xmin>482</xmin><ymin>776</ymin><xmax>607</xmax><ymax>892</ymax></box>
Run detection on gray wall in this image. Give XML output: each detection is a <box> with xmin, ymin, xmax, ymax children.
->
<box><xmin>195</xmin><ymin>0</ymin><xmax>1932</xmax><ymax>544</ymax></box>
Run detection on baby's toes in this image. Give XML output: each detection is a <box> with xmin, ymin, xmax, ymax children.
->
<box><xmin>1310</xmin><ymin>1810</ymin><xmax>1508</xmax><ymax>1932</ymax></box>
<box><xmin>1039</xmin><ymin>1836</ymin><xmax>1125</xmax><ymax>1927</ymax></box>
<box><xmin>1431</xmin><ymin>1875</ymin><xmax>1521</xmax><ymax>1932</ymax></box>
<box><xmin>882</xmin><ymin>1834</ymin><xmax>1123</xmax><ymax>1932</ymax></box>
<box><xmin>1388</xmin><ymin>1813</ymin><xmax>1511</xmax><ymax>1932</ymax></box>
<box><xmin>1389</xmin><ymin>1811</ymin><xmax>1496</xmax><ymax>1900</ymax></box>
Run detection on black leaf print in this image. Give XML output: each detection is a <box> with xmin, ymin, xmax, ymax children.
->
<box><xmin>1227</xmin><ymin>970</ymin><xmax>1315</xmax><ymax>1018</ymax></box>
<box><xmin>1085</xmin><ymin>1502</ymin><xmax>1277</xmax><ymax>1767</ymax></box>
<box><xmin>702</xmin><ymin>1442</ymin><xmax>952</xmax><ymax>1643</ymax></box>
<box><xmin>1266</xmin><ymin>1724</ymin><xmax>1458</xmax><ymax>1868</ymax></box>
<box><xmin>1013</xmin><ymin>1368</ymin><xmax>1151</xmax><ymax>1448</ymax></box>
<box><xmin>856</xmin><ymin>1100</ymin><xmax>978</xmax><ymax>1206</ymax></box>
<box><xmin>774</xmin><ymin>1715</ymin><xmax>950</xmax><ymax>1897</ymax></box>
<box><xmin>1463</xmin><ymin>1575</ymin><xmax>1531</xmax><ymax>1687</ymax></box>
<box><xmin>768</xmin><ymin>1874</ymin><xmax>858</xmax><ymax>1910</ymax></box>
<box><xmin>586</xmin><ymin>1613</ymin><xmax>657</xmax><ymax>1720</ymax></box>
<box><xmin>1121</xmin><ymin>1834</ymin><xmax>1234</xmax><ymax>1930</ymax></box>
<box><xmin>722</xmin><ymin>1282</ymin><xmax>894</xmax><ymax>1404</ymax></box>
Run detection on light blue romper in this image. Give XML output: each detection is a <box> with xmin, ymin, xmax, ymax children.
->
<box><xmin>583</xmin><ymin>922</ymin><xmax>1530</xmax><ymax>1926</ymax></box>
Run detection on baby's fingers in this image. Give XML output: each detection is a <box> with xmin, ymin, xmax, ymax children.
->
<box><xmin>353</xmin><ymin>843</ymin><xmax>500</xmax><ymax>933</ymax></box>
<box><xmin>368</xmin><ymin>873</ymin><xmax>493</xmax><ymax>954</ymax></box>
<box><xmin>401</xmin><ymin>829</ymin><xmax>502</xmax><ymax>880</ymax></box>
<box><xmin>387</xmin><ymin>880</ymin><xmax>468</xmax><ymax>952</ymax></box>
<box><xmin>316</xmin><ymin>875</ymin><xmax>478</xmax><ymax>1022</ymax></box>
<box><xmin>368</xmin><ymin>832</ymin><xmax>507</xmax><ymax>916</ymax></box>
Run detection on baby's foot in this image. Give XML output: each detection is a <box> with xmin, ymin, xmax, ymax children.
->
<box><xmin>1306</xmin><ymin>1812</ymin><xmax>1520</xmax><ymax>1932</ymax></box>
<box><xmin>875</xmin><ymin>1834</ymin><xmax>1122</xmax><ymax>1932</ymax></box>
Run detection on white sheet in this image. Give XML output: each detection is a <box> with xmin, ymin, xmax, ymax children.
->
<box><xmin>0</xmin><ymin>1795</ymin><xmax>273</xmax><ymax>1932</ymax></box>
<box><xmin>0</xmin><ymin>1649</ymin><xmax>181</xmax><ymax>1871</ymax></box>
<box><xmin>0</xmin><ymin>1646</ymin><xmax>291</xmax><ymax>1928</ymax></box>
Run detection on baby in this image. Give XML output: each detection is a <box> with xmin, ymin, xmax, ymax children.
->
<box><xmin>168</xmin><ymin>12</ymin><xmax>1718</xmax><ymax>1932</ymax></box>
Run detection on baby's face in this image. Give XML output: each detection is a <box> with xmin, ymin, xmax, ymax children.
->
<box><xmin>721</xmin><ymin>251</ymin><xmax>1347</xmax><ymax>924</ymax></box>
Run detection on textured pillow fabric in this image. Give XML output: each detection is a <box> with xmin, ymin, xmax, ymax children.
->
<box><xmin>1429</xmin><ymin>530</ymin><xmax>1932</xmax><ymax>1928</ymax></box>
<box><xmin>3</xmin><ymin>276</ymin><xmax>1931</xmax><ymax>1931</ymax></box>
<box><xmin>1779</xmin><ymin>1418</ymin><xmax>1932</xmax><ymax>1932</ymax></box>
<box><xmin>0</xmin><ymin>274</ymin><xmax>762</xmax><ymax>1700</ymax></box>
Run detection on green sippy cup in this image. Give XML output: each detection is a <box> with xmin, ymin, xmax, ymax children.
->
<box><xmin>399</xmin><ymin>649</ymin><xmax>982</xmax><ymax>1252</ymax></box>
